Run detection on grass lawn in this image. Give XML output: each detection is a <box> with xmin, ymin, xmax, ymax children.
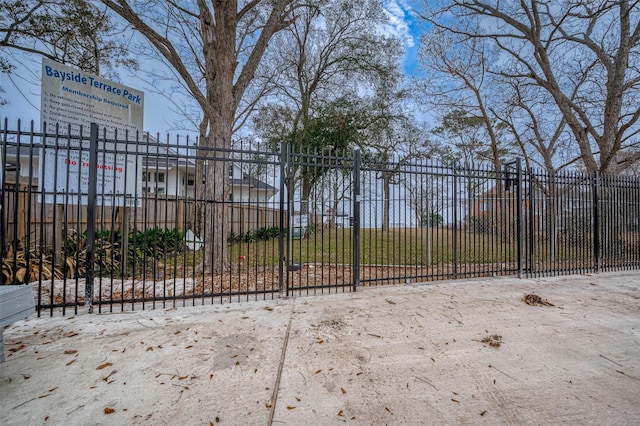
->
<box><xmin>225</xmin><ymin>227</ymin><xmax>598</xmax><ymax>267</ymax></box>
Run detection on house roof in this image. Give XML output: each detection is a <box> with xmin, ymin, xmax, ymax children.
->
<box><xmin>231</xmin><ymin>174</ymin><xmax>276</xmax><ymax>192</ymax></box>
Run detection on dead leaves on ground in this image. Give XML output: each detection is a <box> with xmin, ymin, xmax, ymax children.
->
<box><xmin>480</xmin><ymin>335</ymin><xmax>503</xmax><ymax>348</ymax></box>
<box><xmin>524</xmin><ymin>293</ymin><xmax>555</xmax><ymax>307</ymax></box>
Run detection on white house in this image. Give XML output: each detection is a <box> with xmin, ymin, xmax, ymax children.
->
<box><xmin>4</xmin><ymin>141</ymin><xmax>277</xmax><ymax>203</ymax></box>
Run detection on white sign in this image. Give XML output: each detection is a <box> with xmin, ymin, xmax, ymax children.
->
<box><xmin>40</xmin><ymin>58</ymin><xmax>144</xmax><ymax>206</ymax></box>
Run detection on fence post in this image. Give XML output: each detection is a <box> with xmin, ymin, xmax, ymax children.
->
<box><xmin>0</xmin><ymin>118</ymin><xmax>8</xmax><ymax>273</ymax></box>
<box><xmin>85</xmin><ymin>123</ymin><xmax>99</xmax><ymax>314</ymax></box>
<box><xmin>278</xmin><ymin>141</ymin><xmax>286</xmax><ymax>296</ymax></box>
<box><xmin>592</xmin><ymin>171</ymin><xmax>600</xmax><ymax>273</ymax></box>
<box><xmin>352</xmin><ymin>149</ymin><xmax>361</xmax><ymax>291</ymax></box>
<box><xmin>516</xmin><ymin>158</ymin><xmax>523</xmax><ymax>278</ymax></box>
<box><xmin>452</xmin><ymin>165</ymin><xmax>458</xmax><ymax>278</ymax></box>
<box><xmin>528</xmin><ymin>169</ymin><xmax>535</xmax><ymax>276</ymax></box>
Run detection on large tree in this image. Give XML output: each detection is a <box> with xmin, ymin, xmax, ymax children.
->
<box><xmin>420</xmin><ymin>0</ymin><xmax>640</xmax><ymax>174</ymax></box>
<box><xmin>417</xmin><ymin>24</ymin><xmax>510</xmax><ymax>172</ymax></box>
<box><xmin>253</xmin><ymin>0</ymin><xmax>402</xmax><ymax>214</ymax></box>
<box><xmin>100</xmin><ymin>0</ymin><xmax>300</xmax><ymax>272</ymax></box>
<box><xmin>1</xmin><ymin>0</ymin><xmax>134</xmax><ymax>76</ymax></box>
<box><xmin>362</xmin><ymin>84</ymin><xmax>432</xmax><ymax>231</ymax></box>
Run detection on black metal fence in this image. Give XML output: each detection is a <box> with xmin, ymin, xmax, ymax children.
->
<box><xmin>2</xmin><ymin>120</ymin><xmax>639</xmax><ymax>315</ymax></box>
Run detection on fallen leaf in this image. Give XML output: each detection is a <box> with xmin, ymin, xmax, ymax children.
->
<box><xmin>338</xmin><ymin>410</ymin><xmax>344</xmax><ymax>417</ymax></box>
<box><xmin>97</xmin><ymin>362</ymin><xmax>113</xmax><ymax>370</ymax></box>
<box><xmin>480</xmin><ymin>411</ymin><xmax>487</xmax><ymax>416</ymax></box>
<box><xmin>64</xmin><ymin>331</ymin><xmax>78</xmax><ymax>338</ymax></box>
<box><xmin>66</xmin><ymin>359</ymin><xmax>76</xmax><ymax>366</ymax></box>
<box><xmin>22</xmin><ymin>374</ymin><xmax>31</xmax><ymax>380</ymax></box>
<box><xmin>341</xmin><ymin>388</ymin><xmax>346</xmax><ymax>394</ymax></box>
<box><xmin>295</xmin><ymin>397</ymin><xmax>301</xmax><ymax>402</ymax></box>
<box><xmin>9</xmin><ymin>344</ymin><xmax>25</xmax><ymax>353</ymax></box>
<box><xmin>104</xmin><ymin>407</ymin><xmax>115</xmax><ymax>414</ymax></box>
<box><xmin>480</xmin><ymin>335</ymin><xmax>502</xmax><ymax>348</ymax></box>
<box><xmin>523</xmin><ymin>293</ymin><xmax>554</xmax><ymax>307</ymax></box>
<box><xmin>185</xmin><ymin>345</ymin><xmax>193</xmax><ymax>349</ymax></box>
<box><xmin>44</xmin><ymin>416</ymin><xmax>49</xmax><ymax>421</ymax></box>
<box><xmin>64</xmin><ymin>350</ymin><xmax>77</xmax><ymax>355</ymax></box>
<box><xmin>265</xmin><ymin>403</ymin><xmax>272</xmax><ymax>409</ymax></box>
<box><xmin>451</xmin><ymin>399</ymin><xmax>460</xmax><ymax>403</ymax></box>
<box><xmin>315</xmin><ymin>370</ymin><xmax>322</xmax><ymax>374</ymax></box>
<box><xmin>146</xmin><ymin>347</ymin><xmax>153</xmax><ymax>351</ymax></box>
<box><xmin>287</xmin><ymin>406</ymin><xmax>296</xmax><ymax>410</ymax></box>
<box><xmin>38</xmin><ymin>387</ymin><xmax>58</xmax><ymax>399</ymax></box>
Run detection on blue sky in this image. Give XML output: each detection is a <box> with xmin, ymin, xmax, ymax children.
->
<box><xmin>0</xmin><ymin>1</ymin><xmax>426</xmax><ymax>135</ymax></box>
<box><xmin>384</xmin><ymin>0</ymin><xmax>427</xmax><ymax>76</ymax></box>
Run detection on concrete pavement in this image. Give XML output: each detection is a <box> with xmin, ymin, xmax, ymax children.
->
<box><xmin>1</xmin><ymin>271</ymin><xmax>639</xmax><ymax>425</ymax></box>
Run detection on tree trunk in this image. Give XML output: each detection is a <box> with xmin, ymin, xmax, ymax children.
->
<box><xmin>300</xmin><ymin>177</ymin><xmax>311</xmax><ymax>215</ymax></box>
<box><xmin>382</xmin><ymin>170</ymin><xmax>390</xmax><ymax>232</ymax></box>
<box><xmin>202</xmin><ymin>143</ymin><xmax>230</xmax><ymax>273</ymax></box>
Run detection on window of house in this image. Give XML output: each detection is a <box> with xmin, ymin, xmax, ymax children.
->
<box><xmin>156</xmin><ymin>187</ymin><xmax>165</xmax><ymax>194</ymax></box>
<box><xmin>142</xmin><ymin>172</ymin><xmax>148</xmax><ymax>182</ymax></box>
<box><xmin>187</xmin><ymin>179</ymin><xmax>194</xmax><ymax>186</ymax></box>
<box><xmin>157</xmin><ymin>172</ymin><xmax>165</xmax><ymax>183</ymax></box>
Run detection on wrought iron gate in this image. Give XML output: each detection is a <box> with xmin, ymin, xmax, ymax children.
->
<box><xmin>279</xmin><ymin>144</ymin><xmax>361</xmax><ymax>296</ymax></box>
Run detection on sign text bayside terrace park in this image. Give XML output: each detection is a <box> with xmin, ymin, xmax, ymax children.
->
<box><xmin>45</xmin><ymin>65</ymin><xmax>142</xmax><ymax>106</ymax></box>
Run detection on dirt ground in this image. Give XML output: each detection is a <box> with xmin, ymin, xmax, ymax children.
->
<box><xmin>2</xmin><ymin>271</ymin><xmax>639</xmax><ymax>425</ymax></box>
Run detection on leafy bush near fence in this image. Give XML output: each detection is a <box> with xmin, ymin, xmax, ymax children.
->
<box><xmin>2</xmin><ymin>229</ymin><xmax>120</xmax><ymax>284</ymax></box>
<box><xmin>1</xmin><ymin>227</ymin><xmax>186</xmax><ymax>284</ymax></box>
<box><xmin>129</xmin><ymin>227</ymin><xmax>185</xmax><ymax>259</ymax></box>
<box><xmin>228</xmin><ymin>226</ymin><xmax>280</xmax><ymax>243</ymax></box>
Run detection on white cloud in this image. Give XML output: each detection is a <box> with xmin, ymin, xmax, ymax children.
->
<box><xmin>383</xmin><ymin>0</ymin><xmax>414</xmax><ymax>48</ymax></box>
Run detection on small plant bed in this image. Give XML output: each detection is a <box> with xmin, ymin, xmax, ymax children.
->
<box><xmin>2</xmin><ymin>227</ymin><xmax>186</xmax><ymax>285</ymax></box>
